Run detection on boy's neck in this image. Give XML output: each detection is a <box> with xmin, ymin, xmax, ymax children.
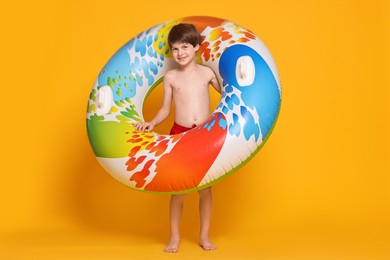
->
<box><xmin>178</xmin><ymin>60</ymin><xmax>198</xmax><ymax>72</ymax></box>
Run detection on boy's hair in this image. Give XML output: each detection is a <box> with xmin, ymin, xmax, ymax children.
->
<box><xmin>168</xmin><ymin>23</ymin><xmax>201</xmax><ymax>48</ymax></box>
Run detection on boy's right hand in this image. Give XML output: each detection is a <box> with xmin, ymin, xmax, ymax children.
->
<box><xmin>134</xmin><ymin>121</ymin><xmax>156</xmax><ymax>132</ymax></box>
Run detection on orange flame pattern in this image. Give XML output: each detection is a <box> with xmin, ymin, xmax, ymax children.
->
<box><xmin>183</xmin><ymin>16</ymin><xmax>257</xmax><ymax>63</ymax></box>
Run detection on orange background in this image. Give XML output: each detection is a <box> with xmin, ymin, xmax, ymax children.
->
<box><xmin>1</xmin><ymin>0</ymin><xmax>389</xmax><ymax>259</ymax></box>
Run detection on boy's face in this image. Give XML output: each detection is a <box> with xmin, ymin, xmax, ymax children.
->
<box><xmin>171</xmin><ymin>42</ymin><xmax>199</xmax><ymax>67</ymax></box>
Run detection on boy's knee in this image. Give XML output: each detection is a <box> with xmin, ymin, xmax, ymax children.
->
<box><xmin>171</xmin><ymin>194</ymin><xmax>185</xmax><ymax>202</ymax></box>
<box><xmin>198</xmin><ymin>187</ymin><xmax>212</xmax><ymax>197</ymax></box>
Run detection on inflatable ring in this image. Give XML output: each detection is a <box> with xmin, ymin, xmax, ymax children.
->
<box><xmin>86</xmin><ymin>16</ymin><xmax>281</xmax><ymax>194</ymax></box>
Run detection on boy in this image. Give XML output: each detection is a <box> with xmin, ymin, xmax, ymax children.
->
<box><xmin>135</xmin><ymin>23</ymin><xmax>221</xmax><ymax>252</ymax></box>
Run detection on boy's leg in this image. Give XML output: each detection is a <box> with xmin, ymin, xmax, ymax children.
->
<box><xmin>164</xmin><ymin>194</ymin><xmax>185</xmax><ymax>253</ymax></box>
<box><xmin>198</xmin><ymin>187</ymin><xmax>217</xmax><ymax>250</ymax></box>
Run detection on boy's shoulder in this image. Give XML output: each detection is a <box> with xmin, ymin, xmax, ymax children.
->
<box><xmin>200</xmin><ymin>64</ymin><xmax>216</xmax><ymax>74</ymax></box>
<box><xmin>198</xmin><ymin>64</ymin><xmax>216</xmax><ymax>78</ymax></box>
<box><xmin>197</xmin><ymin>63</ymin><xmax>212</xmax><ymax>70</ymax></box>
<box><xmin>164</xmin><ymin>68</ymin><xmax>179</xmax><ymax>79</ymax></box>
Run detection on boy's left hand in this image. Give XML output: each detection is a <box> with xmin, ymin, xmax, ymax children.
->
<box><xmin>134</xmin><ymin>121</ymin><xmax>156</xmax><ymax>132</ymax></box>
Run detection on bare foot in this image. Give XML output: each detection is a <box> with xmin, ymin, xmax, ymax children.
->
<box><xmin>163</xmin><ymin>239</ymin><xmax>179</xmax><ymax>253</ymax></box>
<box><xmin>199</xmin><ymin>239</ymin><xmax>217</xmax><ymax>251</ymax></box>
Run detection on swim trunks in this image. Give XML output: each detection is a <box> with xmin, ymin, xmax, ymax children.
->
<box><xmin>170</xmin><ymin>122</ymin><xmax>197</xmax><ymax>135</ymax></box>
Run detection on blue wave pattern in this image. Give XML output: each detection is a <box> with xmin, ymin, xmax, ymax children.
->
<box><xmin>218</xmin><ymin>44</ymin><xmax>281</xmax><ymax>142</ymax></box>
<box><xmin>97</xmin><ymin>25</ymin><xmax>165</xmax><ymax>102</ymax></box>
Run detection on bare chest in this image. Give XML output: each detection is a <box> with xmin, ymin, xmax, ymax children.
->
<box><xmin>171</xmin><ymin>73</ymin><xmax>210</xmax><ymax>93</ymax></box>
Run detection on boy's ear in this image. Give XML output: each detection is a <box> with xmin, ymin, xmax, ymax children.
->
<box><xmin>194</xmin><ymin>44</ymin><xmax>200</xmax><ymax>51</ymax></box>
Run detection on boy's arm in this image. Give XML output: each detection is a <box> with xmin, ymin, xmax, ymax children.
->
<box><xmin>209</xmin><ymin>68</ymin><xmax>221</xmax><ymax>93</ymax></box>
<box><xmin>135</xmin><ymin>75</ymin><xmax>173</xmax><ymax>132</ymax></box>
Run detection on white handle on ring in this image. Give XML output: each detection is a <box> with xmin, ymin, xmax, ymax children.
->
<box><xmin>96</xmin><ymin>86</ymin><xmax>113</xmax><ymax>116</ymax></box>
<box><xmin>236</xmin><ymin>56</ymin><xmax>255</xmax><ymax>87</ymax></box>
<box><xmin>240</xmin><ymin>57</ymin><xmax>247</xmax><ymax>79</ymax></box>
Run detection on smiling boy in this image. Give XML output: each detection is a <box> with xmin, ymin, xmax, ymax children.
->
<box><xmin>135</xmin><ymin>23</ymin><xmax>221</xmax><ymax>252</ymax></box>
